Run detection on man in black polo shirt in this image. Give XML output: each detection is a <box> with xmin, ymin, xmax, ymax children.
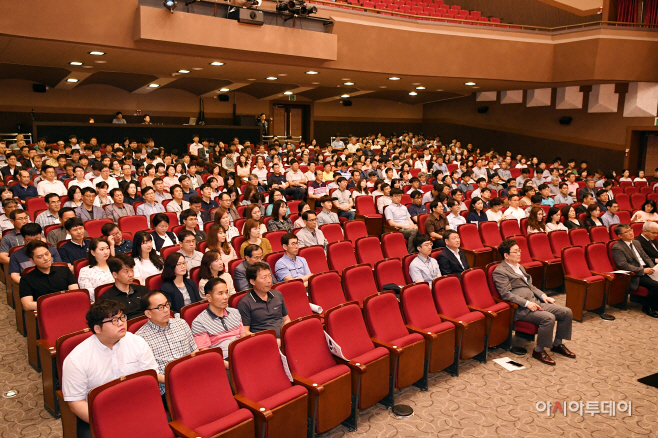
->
<box><xmin>99</xmin><ymin>254</ymin><xmax>149</xmax><ymax>320</ymax></box>
<box><xmin>59</xmin><ymin>217</ymin><xmax>90</xmax><ymax>268</ymax></box>
<box><xmin>9</xmin><ymin>223</ymin><xmax>62</xmax><ymax>285</ymax></box>
<box><xmin>19</xmin><ymin>240</ymin><xmax>78</xmax><ymax>311</ymax></box>
<box><xmin>101</xmin><ymin>222</ymin><xmax>133</xmax><ymax>256</ymax></box>
<box><xmin>237</xmin><ymin>262</ymin><xmax>290</xmax><ymax>343</ymax></box>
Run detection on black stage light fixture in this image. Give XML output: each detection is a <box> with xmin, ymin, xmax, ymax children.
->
<box><xmin>164</xmin><ymin>0</ymin><xmax>177</xmax><ymax>13</ymax></box>
<box><xmin>559</xmin><ymin>116</ymin><xmax>573</xmax><ymax>125</ymax></box>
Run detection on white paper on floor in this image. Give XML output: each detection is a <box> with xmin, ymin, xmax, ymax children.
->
<box><xmin>493</xmin><ymin>357</ymin><xmax>526</xmax><ymax>371</ymax></box>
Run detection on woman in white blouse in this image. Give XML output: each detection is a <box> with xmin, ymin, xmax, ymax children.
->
<box><xmin>619</xmin><ymin>169</ymin><xmax>632</xmax><ymax>182</ymax></box>
<box><xmin>197</xmin><ymin>250</ymin><xmax>236</xmax><ymax>297</ymax></box>
<box><xmin>485</xmin><ymin>197</ymin><xmax>504</xmax><ymax>223</ymax></box>
<box><xmin>631</xmin><ymin>200</ymin><xmax>658</xmax><ymax>223</ymax></box>
<box><xmin>633</xmin><ymin>170</ymin><xmax>647</xmax><ymax>183</ymax></box>
<box><xmin>545</xmin><ymin>206</ymin><xmax>568</xmax><ymax>231</ymax></box>
<box><xmin>132</xmin><ymin>230</ymin><xmax>165</xmax><ymax>285</ymax></box>
<box><xmin>77</xmin><ymin>238</ymin><xmax>114</xmax><ymax>301</ymax></box>
<box><xmin>293</xmin><ymin>202</ymin><xmax>310</xmax><ymax>229</ymax></box>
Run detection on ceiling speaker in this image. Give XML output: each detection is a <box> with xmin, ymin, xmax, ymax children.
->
<box><xmin>218</xmin><ymin>95</ymin><xmax>229</xmax><ymax>102</ymax></box>
<box><xmin>477</xmin><ymin>106</ymin><xmax>489</xmax><ymax>114</ymax></box>
<box><xmin>342</xmin><ymin>100</ymin><xmax>352</xmax><ymax>107</ymax></box>
<box><xmin>559</xmin><ymin>116</ymin><xmax>573</xmax><ymax>125</ymax></box>
<box><xmin>32</xmin><ymin>84</ymin><xmax>47</xmax><ymax>93</ymax></box>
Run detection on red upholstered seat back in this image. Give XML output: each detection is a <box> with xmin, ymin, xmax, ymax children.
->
<box><xmin>264</xmin><ymin>251</ymin><xmax>284</xmax><ymax>275</ymax></box>
<box><xmin>548</xmin><ymin>230</ymin><xmax>571</xmax><ymax>256</ymax></box>
<box><xmin>89</xmin><ymin>372</ymin><xmax>174</xmax><ymax>438</ymax></box>
<box><xmin>381</xmin><ymin>233</ymin><xmax>408</xmax><ymax>260</ymax></box>
<box><xmin>433</xmin><ymin>276</ymin><xmax>470</xmax><ymax>319</ymax></box>
<box><xmin>319</xmin><ymin>223</ymin><xmax>345</xmax><ymax>244</ymax></box>
<box><xmin>231</xmin><ymin>236</ymin><xmax>246</xmax><ymax>255</ymax></box>
<box><xmin>283</xmin><ymin>317</ymin><xmax>339</xmax><ymax>378</ymax></box>
<box><xmin>231</xmin><ymin>332</ymin><xmax>293</xmax><ymax>402</ymax></box>
<box><xmin>146</xmin><ymin>274</ymin><xmax>164</xmax><ymax>292</ymax></box>
<box><xmin>527</xmin><ymin>233</ymin><xmax>554</xmax><ymax>260</ymax></box>
<box><xmin>402</xmin><ymin>254</ymin><xmax>417</xmax><ymax>284</ymax></box>
<box><xmin>356</xmin><ymin>236</ymin><xmax>385</xmax><ymax>268</ymax></box>
<box><xmin>562</xmin><ymin>246</ymin><xmax>591</xmax><ymax>279</ymax></box>
<box><xmin>327</xmin><ymin>241</ymin><xmax>357</xmax><ymax>273</ymax></box>
<box><xmin>458</xmin><ymin>223</ymin><xmax>484</xmax><ymax>250</ymax></box>
<box><xmin>631</xmin><ymin>193</ymin><xmax>646</xmax><ymax>210</ymax></box>
<box><xmin>589</xmin><ymin>226</ymin><xmax>610</xmax><ymax>243</ymax></box>
<box><xmin>56</xmin><ymin>329</ymin><xmax>93</xmax><ymax>378</ymax></box>
<box><xmin>500</xmin><ymin>219</ymin><xmax>522</xmax><ymax>238</ymax></box>
<box><xmin>181</xmin><ymin>301</ymin><xmax>208</xmax><ymax>327</ymax></box>
<box><xmin>264</xmin><ymin>231</ymin><xmax>286</xmax><ymax>252</ymax></box>
<box><xmin>569</xmin><ymin>228</ymin><xmax>591</xmax><ymax>248</ymax></box>
<box><xmin>616</xmin><ymin>194</ymin><xmax>631</xmax><ymax>210</ymax></box>
<box><xmin>342</xmin><ymin>265</ymin><xmax>379</xmax><ymax>306</ymax></box>
<box><xmin>277</xmin><ymin>280</ymin><xmax>313</xmax><ymax>320</ymax></box>
<box><xmin>374</xmin><ymin>259</ymin><xmax>406</xmax><ymax>290</ymax></box>
<box><xmin>127</xmin><ymin>316</ymin><xmax>148</xmax><ymax>334</ymax></box>
<box><xmin>38</xmin><ymin>290</ymin><xmax>90</xmax><ymax>346</ymax></box>
<box><xmin>631</xmin><ymin>222</ymin><xmax>643</xmax><ymax>237</ymax></box>
<box><xmin>118</xmin><ymin>215</ymin><xmax>149</xmax><ymax>237</ymax></box>
<box><xmin>512</xmin><ymin>235</ymin><xmax>534</xmax><ymax>264</ymax></box>
<box><xmin>344</xmin><ymin>220</ymin><xmax>368</xmax><ymax>245</ymax></box>
<box><xmin>325</xmin><ymin>304</ymin><xmax>376</xmax><ymax>360</ymax></box>
<box><xmin>461</xmin><ymin>268</ymin><xmax>496</xmax><ymax>309</ymax></box>
<box><xmin>167</xmin><ymin>350</ymin><xmax>242</xmax><ymax>432</ymax></box>
<box><xmin>84</xmin><ymin>218</ymin><xmax>113</xmax><ymax>238</ymax></box>
<box><xmin>479</xmin><ymin>221</ymin><xmax>502</xmax><ymax>248</ymax></box>
<box><xmin>607</xmin><ymin>240</ymin><xmax>618</xmax><ymax>269</ymax></box>
<box><xmin>486</xmin><ymin>262</ymin><xmax>502</xmax><ymax>299</ymax></box>
<box><xmin>355</xmin><ymin>196</ymin><xmax>379</xmax><ymax>215</ymax></box>
<box><xmin>616</xmin><ymin>210</ymin><xmax>631</xmax><ymax>224</ymax></box>
<box><xmin>400</xmin><ymin>283</ymin><xmax>442</xmax><ymax>329</ymax></box>
<box><xmin>161</xmin><ymin>245</ymin><xmax>181</xmax><ymax>260</ymax></box>
<box><xmin>364</xmin><ymin>293</ymin><xmax>409</xmax><ymax>342</ymax></box>
<box><xmin>418</xmin><ymin>213</ymin><xmax>430</xmax><ymax>234</ymax></box>
<box><xmin>586</xmin><ymin>242</ymin><xmax>614</xmax><ymax>272</ymax></box>
<box><xmin>298</xmin><ymin>245</ymin><xmax>329</xmax><ymax>274</ymax></box>
<box><xmin>308</xmin><ymin>271</ymin><xmax>345</xmax><ymax>310</ymax></box>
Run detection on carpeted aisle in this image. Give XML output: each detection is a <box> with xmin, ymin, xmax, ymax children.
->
<box><xmin>0</xmin><ymin>283</ymin><xmax>656</xmax><ymax>437</ymax></box>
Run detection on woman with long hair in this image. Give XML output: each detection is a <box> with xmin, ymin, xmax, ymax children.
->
<box><xmin>526</xmin><ymin>207</ymin><xmax>547</xmax><ymax>234</ymax></box>
<box><xmin>352</xmin><ymin>178</ymin><xmax>370</xmax><ymax>198</ymax></box>
<box><xmin>77</xmin><ymin>238</ymin><xmax>114</xmax><ymax>300</ymax></box>
<box><xmin>240</xmin><ymin>218</ymin><xmax>273</xmax><ymax>257</ymax></box>
<box><xmin>583</xmin><ymin>204</ymin><xmax>603</xmax><ymax>229</ymax></box>
<box><xmin>545</xmin><ymin>206</ymin><xmax>568</xmax><ymax>232</ymax></box>
<box><xmin>214</xmin><ymin>207</ymin><xmax>240</xmax><ymax>242</ymax></box>
<box><xmin>205</xmin><ymin>224</ymin><xmax>238</xmax><ymax>270</ymax></box>
<box><xmin>267</xmin><ymin>199</ymin><xmax>293</xmax><ymax>232</ymax></box>
<box><xmin>160</xmin><ymin>252</ymin><xmax>201</xmax><ymax>313</ymax></box>
<box><xmin>562</xmin><ymin>205</ymin><xmax>585</xmax><ymax>230</ymax></box>
<box><xmin>132</xmin><ymin>230</ymin><xmax>165</xmax><ymax>285</ymax></box>
<box><xmin>294</xmin><ymin>202</ymin><xmax>310</xmax><ymax>229</ymax></box>
<box><xmin>631</xmin><ymin>199</ymin><xmax>658</xmax><ymax>223</ymax></box>
<box><xmin>235</xmin><ymin>155</ymin><xmax>250</xmax><ymax>183</ymax></box>
<box><xmin>244</xmin><ymin>203</ymin><xmax>267</xmax><ymax>235</ymax></box>
<box><xmin>122</xmin><ymin>181</ymin><xmax>143</xmax><ymax>205</ymax></box>
<box><xmin>197</xmin><ymin>250</ymin><xmax>236</xmax><ymax>297</ymax></box>
<box><xmin>141</xmin><ymin>164</ymin><xmax>157</xmax><ymax>189</ymax></box>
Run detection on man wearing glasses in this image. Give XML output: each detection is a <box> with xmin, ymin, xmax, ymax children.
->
<box><xmin>234</xmin><ymin>244</ymin><xmax>263</xmax><ymax>292</ymax></box>
<box><xmin>62</xmin><ymin>300</ymin><xmax>159</xmax><ymax>438</ymax></box>
<box><xmin>136</xmin><ymin>290</ymin><xmax>197</xmax><ymax>396</ymax></box>
<box><xmin>99</xmin><ymin>255</ymin><xmax>150</xmax><ymax>319</ymax></box>
<box><xmin>274</xmin><ymin>233</ymin><xmax>312</xmax><ymax>287</ymax></box>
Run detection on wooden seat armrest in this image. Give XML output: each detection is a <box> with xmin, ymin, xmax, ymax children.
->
<box><xmin>564</xmin><ymin>275</ymin><xmax>591</xmax><ymax>284</ymax></box>
<box><xmin>291</xmin><ymin>373</ymin><xmax>325</xmax><ymax>396</ymax></box>
<box><xmin>371</xmin><ymin>338</ymin><xmax>404</xmax><ymax>356</ymax></box>
<box><xmin>37</xmin><ymin>339</ymin><xmax>57</xmax><ymax>357</ymax></box>
<box><xmin>405</xmin><ymin>324</ymin><xmax>438</xmax><ymax>341</ymax></box>
<box><xmin>493</xmin><ymin>297</ymin><xmax>519</xmax><ymax>309</ymax></box>
<box><xmin>437</xmin><ymin>314</ymin><xmax>468</xmax><ymax>329</ymax></box>
<box><xmin>531</xmin><ymin>258</ymin><xmax>549</xmax><ymax>265</ymax></box>
<box><xmin>234</xmin><ymin>394</ymin><xmax>274</xmax><ymax>422</ymax></box>
<box><xmin>467</xmin><ymin>305</ymin><xmax>497</xmax><ymax>318</ymax></box>
<box><xmin>334</xmin><ymin>357</ymin><xmax>367</xmax><ymax>374</ymax></box>
<box><xmin>169</xmin><ymin>420</ymin><xmax>199</xmax><ymax>438</ymax></box>
<box><xmin>589</xmin><ymin>270</ymin><xmax>615</xmax><ymax>281</ymax></box>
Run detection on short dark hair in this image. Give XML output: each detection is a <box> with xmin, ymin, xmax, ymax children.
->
<box><xmin>490</xmin><ymin>197</ymin><xmax>504</xmax><ymax>207</ymax></box>
<box><xmin>530</xmin><ymin>194</ymin><xmax>542</xmax><ymax>204</ymax></box>
<box><xmin>319</xmin><ymin>195</ymin><xmax>332</xmax><ymax>205</ymax></box>
<box><xmin>498</xmin><ymin>238</ymin><xmax>518</xmax><ymax>258</ymax></box>
<box><xmin>443</xmin><ymin>229</ymin><xmax>458</xmax><ymax>240</ymax></box>
<box><xmin>44</xmin><ymin>193</ymin><xmax>60</xmax><ymax>203</ymax></box>
<box><xmin>606</xmin><ymin>200</ymin><xmax>617</xmax><ymax>208</ymax></box>
<box><xmin>204</xmin><ymin>277</ymin><xmax>227</xmax><ymax>296</ymax></box>
<box><xmin>188</xmin><ymin>195</ymin><xmax>202</xmax><ymax>205</ymax></box>
<box><xmin>107</xmin><ymin>253</ymin><xmax>135</xmax><ymax>274</ymax></box>
<box><xmin>140</xmin><ymin>290</ymin><xmax>166</xmax><ymax>312</ymax></box>
<box><xmin>246</xmin><ymin>262</ymin><xmax>270</xmax><ymax>284</ymax></box>
<box><xmin>538</xmin><ymin>184</ymin><xmax>548</xmax><ymax>191</ymax></box>
<box><xmin>409</xmin><ymin>190</ymin><xmax>423</xmax><ymax>199</ymax></box>
<box><xmin>101</xmin><ymin>222</ymin><xmax>119</xmax><ymax>237</ymax></box>
<box><xmin>180</xmin><ymin>209</ymin><xmax>197</xmax><ymax>223</ymax></box>
<box><xmin>64</xmin><ymin>217</ymin><xmax>84</xmax><ymax>231</ymax></box>
<box><xmin>25</xmin><ymin>240</ymin><xmax>49</xmax><ymax>259</ymax></box>
<box><xmin>244</xmin><ymin>244</ymin><xmax>263</xmax><ymax>258</ymax></box>
<box><xmin>81</xmin><ymin>187</ymin><xmax>96</xmax><ymax>196</ymax></box>
<box><xmin>9</xmin><ymin>208</ymin><xmax>27</xmax><ymax>221</ymax></box>
<box><xmin>281</xmin><ymin>232</ymin><xmax>297</xmax><ymax>247</ymax></box>
<box><xmin>301</xmin><ymin>210</ymin><xmax>315</xmax><ymax>221</ymax></box>
<box><xmin>152</xmin><ymin>213</ymin><xmax>170</xmax><ymax>228</ymax></box>
<box><xmin>177</xmin><ymin>230</ymin><xmax>195</xmax><ymax>243</ymax></box>
<box><xmin>413</xmin><ymin>233</ymin><xmax>431</xmax><ymax>250</ymax></box>
<box><xmin>615</xmin><ymin>223</ymin><xmax>630</xmax><ymax>236</ymax></box>
<box><xmin>390</xmin><ymin>188</ymin><xmax>404</xmax><ymax>196</ymax></box>
<box><xmin>20</xmin><ymin>223</ymin><xmax>42</xmax><ymax>238</ymax></box>
<box><xmin>87</xmin><ymin>300</ymin><xmax>126</xmax><ymax>333</ymax></box>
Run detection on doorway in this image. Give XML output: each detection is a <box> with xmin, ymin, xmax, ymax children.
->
<box><xmin>271</xmin><ymin>103</ymin><xmax>311</xmax><ymax>141</ymax></box>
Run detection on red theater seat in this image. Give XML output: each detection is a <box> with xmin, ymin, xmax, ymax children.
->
<box><xmin>562</xmin><ymin>246</ymin><xmax>607</xmax><ymax>322</ymax></box>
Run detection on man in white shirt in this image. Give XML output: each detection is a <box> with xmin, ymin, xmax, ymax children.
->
<box><xmin>384</xmin><ymin>188</ymin><xmax>418</xmax><ymax>253</ymax></box>
<box><xmin>472</xmin><ymin>159</ymin><xmax>488</xmax><ymax>181</ymax></box>
<box><xmin>92</xmin><ymin>165</ymin><xmax>119</xmax><ymax>192</ymax></box>
<box><xmin>501</xmin><ymin>194</ymin><xmax>526</xmax><ymax>224</ymax></box>
<box><xmin>252</xmin><ymin>156</ymin><xmax>268</xmax><ymax>184</ymax></box>
<box><xmin>376</xmin><ymin>183</ymin><xmax>393</xmax><ymax>215</ymax></box>
<box><xmin>285</xmin><ymin>159</ymin><xmax>307</xmax><ymax>200</ymax></box>
<box><xmin>446</xmin><ymin>198</ymin><xmax>466</xmax><ymax>230</ymax></box>
<box><xmin>331</xmin><ymin>137</ymin><xmax>345</xmax><ymax>149</ymax></box>
<box><xmin>62</xmin><ymin>300</ymin><xmax>160</xmax><ymax>436</ymax></box>
<box><xmin>37</xmin><ymin>166</ymin><xmax>67</xmax><ymax>197</ymax></box>
<box><xmin>69</xmin><ymin>166</ymin><xmax>94</xmax><ymax>190</ymax></box>
<box><xmin>409</xmin><ymin>234</ymin><xmax>441</xmax><ymax>284</ymax></box>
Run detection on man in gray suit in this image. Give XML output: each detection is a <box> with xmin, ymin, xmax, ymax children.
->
<box><xmin>612</xmin><ymin>223</ymin><xmax>658</xmax><ymax>318</ymax></box>
<box><xmin>74</xmin><ymin>187</ymin><xmax>108</xmax><ymax>221</ymax></box>
<box><xmin>493</xmin><ymin>239</ymin><xmax>575</xmax><ymax>366</ymax></box>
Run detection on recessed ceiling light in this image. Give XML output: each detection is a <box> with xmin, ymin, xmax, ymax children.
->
<box><xmin>266</xmin><ymin>77</ymin><xmax>278</xmax><ymax>80</ymax></box>
<box><xmin>69</xmin><ymin>62</ymin><xmax>83</xmax><ymax>66</ymax></box>
<box><xmin>66</xmin><ymin>78</ymin><xmax>79</xmax><ymax>83</ymax></box>
<box><xmin>210</xmin><ymin>62</ymin><xmax>224</xmax><ymax>66</ymax></box>
<box><xmin>220</xmin><ymin>88</ymin><xmax>230</xmax><ymax>92</ymax></box>
<box><xmin>344</xmin><ymin>82</ymin><xmax>354</xmax><ymax>86</ymax></box>
<box><xmin>412</xmin><ymin>83</ymin><xmax>420</xmax><ymax>86</ymax></box>
<box><xmin>341</xmin><ymin>94</ymin><xmax>350</xmax><ymax>98</ymax></box>
<box><xmin>311</xmin><ymin>82</ymin><xmax>320</xmax><ymax>85</ymax></box>
<box><xmin>88</xmin><ymin>51</ymin><xmax>105</xmax><ymax>56</ymax></box>
<box><xmin>380</xmin><ymin>85</ymin><xmax>387</xmax><ymax>88</ymax></box>
<box><xmin>465</xmin><ymin>82</ymin><xmax>477</xmax><ymax>86</ymax></box>
<box><xmin>284</xmin><ymin>91</ymin><xmax>293</xmax><ymax>95</ymax></box>
<box><xmin>178</xmin><ymin>70</ymin><xmax>190</xmax><ymax>74</ymax></box>
<box><xmin>416</xmin><ymin>86</ymin><xmax>425</xmax><ymax>90</ymax></box>
<box><xmin>472</xmin><ymin>86</ymin><xmax>480</xmax><ymax>89</ymax></box>
<box><xmin>409</xmin><ymin>91</ymin><xmax>417</xmax><ymax>96</ymax></box>
<box><xmin>148</xmin><ymin>84</ymin><xmax>160</xmax><ymax>88</ymax></box>
<box><xmin>389</xmin><ymin>77</ymin><xmax>400</xmax><ymax>81</ymax></box>
<box><xmin>192</xmin><ymin>67</ymin><xmax>203</xmax><ymax>71</ymax></box>
<box><xmin>82</xmin><ymin>66</ymin><xmax>94</xmax><ymax>69</ymax></box>
<box><xmin>306</xmin><ymin>71</ymin><xmax>319</xmax><ymax>75</ymax></box>
<box><xmin>94</xmin><ymin>60</ymin><xmax>106</xmax><ymax>64</ymax></box>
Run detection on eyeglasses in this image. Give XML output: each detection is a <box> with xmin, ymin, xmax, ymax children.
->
<box><xmin>33</xmin><ymin>252</ymin><xmax>52</xmax><ymax>260</ymax></box>
<box><xmin>147</xmin><ymin>302</ymin><xmax>171</xmax><ymax>312</ymax></box>
<box><xmin>176</xmin><ymin>262</ymin><xmax>187</xmax><ymax>267</ymax></box>
<box><xmin>509</xmin><ymin>250</ymin><xmax>522</xmax><ymax>254</ymax></box>
<box><xmin>100</xmin><ymin>314</ymin><xmax>127</xmax><ymax>326</ymax></box>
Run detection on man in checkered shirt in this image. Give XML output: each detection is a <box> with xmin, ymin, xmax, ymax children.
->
<box><xmin>135</xmin><ymin>290</ymin><xmax>197</xmax><ymax>397</ymax></box>
<box><xmin>191</xmin><ymin>277</ymin><xmax>245</xmax><ymax>369</ymax></box>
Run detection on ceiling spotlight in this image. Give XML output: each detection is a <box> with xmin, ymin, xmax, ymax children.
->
<box><xmin>284</xmin><ymin>91</ymin><xmax>293</xmax><ymax>95</ymax></box>
<box><xmin>266</xmin><ymin>77</ymin><xmax>278</xmax><ymax>80</ymax></box>
<box><xmin>69</xmin><ymin>62</ymin><xmax>83</xmax><ymax>66</ymax></box>
<box><xmin>210</xmin><ymin>62</ymin><xmax>224</xmax><ymax>66</ymax></box>
<box><xmin>88</xmin><ymin>51</ymin><xmax>105</xmax><ymax>56</ymax></box>
<box><xmin>465</xmin><ymin>82</ymin><xmax>477</xmax><ymax>86</ymax></box>
<box><xmin>148</xmin><ymin>84</ymin><xmax>160</xmax><ymax>88</ymax></box>
<box><xmin>164</xmin><ymin>0</ymin><xmax>177</xmax><ymax>13</ymax></box>
<box><xmin>341</xmin><ymin>94</ymin><xmax>350</xmax><ymax>98</ymax></box>
<box><xmin>306</xmin><ymin>71</ymin><xmax>319</xmax><ymax>75</ymax></box>
<box><xmin>178</xmin><ymin>70</ymin><xmax>190</xmax><ymax>74</ymax></box>
<box><xmin>344</xmin><ymin>82</ymin><xmax>354</xmax><ymax>86</ymax></box>
<box><xmin>416</xmin><ymin>86</ymin><xmax>425</xmax><ymax>90</ymax></box>
<box><xmin>66</xmin><ymin>78</ymin><xmax>79</xmax><ymax>83</ymax></box>
<box><xmin>409</xmin><ymin>91</ymin><xmax>417</xmax><ymax>96</ymax></box>
<box><xmin>389</xmin><ymin>77</ymin><xmax>400</xmax><ymax>81</ymax></box>
<box><xmin>220</xmin><ymin>88</ymin><xmax>230</xmax><ymax>92</ymax></box>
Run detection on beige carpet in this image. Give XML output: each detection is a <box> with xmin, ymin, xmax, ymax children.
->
<box><xmin>1</xmin><ymin>285</ymin><xmax>657</xmax><ymax>438</ymax></box>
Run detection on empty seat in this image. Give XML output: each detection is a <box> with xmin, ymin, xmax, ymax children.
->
<box><xmin>276</xmin><ymin>279</ymin><xmax>314</xmax><ymax>320</ymax></box>
<box><xmin>458</xmin><ymin>223</ymin><xmax>493</xmax><ymax>269</ymax></box>
<box><xmin>562</xmin><ymin>246</ymin><xmax>607</xmax><ymax>322</ymax></box>
<box><xmin>83</xmin><ymin>218</ymin><xmax>113</xmax><ymax>238</ymax></box>
<box><xmin>374</xmin><ymin>259</ymin><xmax>407</xmax><ymax>290</ymax></box>
<box><xmin>281</xmin><ymin>315</ymin><xmax>355</xmax><ymax>433</ymax></box>
<box><xmin>165</xmin><ymin>349</ymin><xmax>255</xmax><ymax>438</ymax></box>
<box><xmin>381</xmin><ymin>232</ymin><xmax>409</xmax><ymax>260</ymax></box>
<box><xmin>527</xmin><ymin>233</ymin><xmax>564</xmax><ymax>289</ymax></box>
<box><xmin>180</xmin><ymin>301</ymin><xmax>208</xmax><ymax>327</ymax></box>
<box><xmin>324</xmin><ymin>303</ymin><xmax>391</xmax><ymax>410</ymax></box>
<box><xmin>589</xmin><ymin>226</ymin><xmax>610</xmax><ymax>243</ymax></box>
<box><xmin>118</xmin><ymin>215</ymin><xmax>149</xmax><ymax>237</ymax></box>
<box><xmin>586</xmin><ymin>242</ymin><xmax>629</xmax><ymax>306</ymax></box>
<box><xmin>230</xmin><ymin>331</ymin><xmax>309</xmax><ymax>438</ymax></box>
<box><xmin>355</xmin><ymin>196</ymin><xmax>383</xmax><ymax>236</ymax></box>
<box><xmin>319</xmin><ymin>223</ymin><xmax>345</xmax><ymax>244</ymax></box>
<box><xmin>402</xmin><ymin>253</ymin><xmax>417</xmax><ymax>284</ymax></box>
<box><xmin>344</xmin><ymin>220</ymin><xmax>368</xmax><ymax>245</ymax></box>
<box><xmin>631</xmin><ymin>193</ymin><xmax>646</xmax><ymax>210</ymax></box>
<box><xmin>308</xmin><ymin>271</ymin><xmax>346</xmax><ymax>312</ymax></box>
<box><xmin>479</xmin><ymin>221</ymin><xmax>503</xmax><ymax>258</ymax></box>
<box><xmin>355</xmin><ymin>236</ymin><xmax>386</xmax><ymax>268</ymax></box>
<box><xmin>569</xmin><ymin>228</ymin><xmax>591</xmax><ymax>248</ymax></box>
<box><xmin>363</xmin><ymin>292</ymin><xmax>427</xmax><ymax>390</ymax></box>
<box><xmin>616</xmin><ymin>194</ymin><xmax>632</xmax><ymax>211</ymax></box>
<box><xmin>264</xmin><ymin>231</ymin><xmax>287</xmax><ymax>252</ymax></box>
<box><xmin>298</xmin><ymin>245</ymin><xmax>329</xmax><ymax>274</ymax></box>
<box><xmin>342</xmin><ymin>264</ymin><xmax>380</xmax><ymax>307</ymax></box>
<box><xmin>500</xmin><ymin>219</ymin><xmax>522</xmax><ymax>238</ymax></box>
<box><xmin>433</xmin><ymin>276</ymin><xmax>487</xmax><ymax>362</ymax></box>
<box><xmin>548</xmin><ymin>230</ymin><xmax>571</xmax><ymax>258</ymax></box>
<box><xmin>512</xmin><ymin>236</ymin><xmax>545</xmax><ymax>290</ymax></box>
<box><xmin>327</xmin><ymin>241</ymin><xmax>357</xmax><ymax>274</ymax></box>
<box><xmin>624</xmin><ymin>186</ymin><xmax>639</xmax><ymax>195</ymax></box>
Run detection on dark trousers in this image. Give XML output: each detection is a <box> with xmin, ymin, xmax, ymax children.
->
<box><xmin>286</xmin><ymin>187</ymin><xmax>306</xmax><ymax>200</ymax></box>
<box><xmin>432</xmin><ymin>238</ymin><xmax>446</xmax><ymax>250</ymax></box>
<box><xmin>337</xmin><ymin>210</ymin><xmax>356</xmax><ymax>221</ymax></box>
<box><xmin>638</xmin><ymin>276</ymin><xmax>658</xmax><ymax>308</ymax></box>
<box><xmin>77</xmin><ymin>417</ymin><xmax>92</xmax><ymax>438</ymax></box>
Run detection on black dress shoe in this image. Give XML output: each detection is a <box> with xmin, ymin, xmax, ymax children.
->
<box><xmin>642</xmin><ymin>307</ymin><xmax>658</xmax><ymax>318</ymax></box>
<box><xmin>550</xmin><ymin>344</ymin><xmax>576</xmax><ymax>359</ymax></box>
<box><xmin>532</xmin><ymin>349</ymin><xmax>556</xmax><ymax>365</ymax></box>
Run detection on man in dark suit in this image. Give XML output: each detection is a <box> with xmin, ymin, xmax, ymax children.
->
<box><xmin>492</xmin><ymin>239</ymin><xmax>575</xmax><ymax>366</ymax></box>
<box><xmin>636</xmin><ymin>221</ymin><xmax>658</xmax><ymax>264</ymax></box>
<box><xmin>612</xmin><ymin>223</ymin><xmax>658</xmax><ymax>318</ymax></box>
<box><xmin>437</xmin><ymin>230</ymin><xmax>470</xmax><ymax>277</ymax></box>
<box><xmin>575</xmin><ymin>193</ymin><xmax>594</xmax><ymax>215</ymax></box>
